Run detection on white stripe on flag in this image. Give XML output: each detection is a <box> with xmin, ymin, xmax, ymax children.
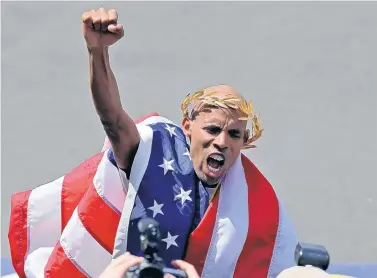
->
<box><xmin>112</xmin><ymin>124</ymin><xmax>154</xmax><ymax>259</ymax></box>
<box><xmin>268</xmin><ymin>201</ymin><xmax>298</xmax><ymax>278</ymax></box>
<box><xmin>201</xmin><ymin>154</ymin><xmax>249</xmax><ymax>278</ymax></box>
<box><xmin>24</xmin><ymin>176</ymin><xmax>64</xmax><ymax>277</ymax></box>
<box><xmin>24</xmin><ymin>247</ymin><xmax>55</xmax><ymax>278</ymax></box>
<box><xmin>93</xmin><ymin>150</ymin><xmax>126</xmax><ymax>214</ymax></box>
<box><xmin>60</xmin><ymin>208</ymin><xmax>112</xmax><ymax>277</ymax></box>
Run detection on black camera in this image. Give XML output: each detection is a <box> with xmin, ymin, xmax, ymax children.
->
<box><xmin>295</xmin><ymin>242</ymin><xmax>330</xmax><ymax>271</ymax></box>
<box><xmin>125</xmin><ymin>218</ymin><xmax>188</xmax><ymax>278</ymax></box>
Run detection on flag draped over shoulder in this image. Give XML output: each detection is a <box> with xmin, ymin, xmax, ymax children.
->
<box><xmin>8</xmin><ymin>113</ymin><xmax>298</xmax><ymax>278</ymax></box>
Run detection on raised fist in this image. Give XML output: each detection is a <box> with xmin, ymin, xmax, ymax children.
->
<box><xmin>81</xmin><ymin>8</ymin><xmax>124</xmax><ymax>49</ymax></box>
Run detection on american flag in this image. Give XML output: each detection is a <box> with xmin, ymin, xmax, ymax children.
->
<box><xmin>8</xmin><ymin>113</ymin><xmax>298</xmax><ymax>278</ymax></box>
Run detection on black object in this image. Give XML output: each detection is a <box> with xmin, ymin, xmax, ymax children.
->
<box><xmin>295</xmin><ymin>242</ymin><xmax>330</xmax><ymax>271</ymax></box>
<box><xmin>125</xmin><ymin>218</ymin><xmax>188</xmax><ymax>278</ymax></box>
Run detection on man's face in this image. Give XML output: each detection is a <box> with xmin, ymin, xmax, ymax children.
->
<box><xmin>182</xmin><ymin>106</ymin><xmax>247</xmax><ymax>185</ymax></box>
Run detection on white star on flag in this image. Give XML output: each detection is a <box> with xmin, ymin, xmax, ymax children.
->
<box><xmin>183</xmin><ymin>148</ymin><xmax>191</xmax><ymax>161</ymax></box>
<box><xmin>164</xmin><ymin>124</ymin><xmax>177</xmax><ymax>137</ymax></box>
<box><xmin>158</xmin><ymin>158</ymin><xmax>175</xmax><ymax>175</ymax></box>
<box><xmin>148</xmin><ymin>200</ymin><xmax>164</xmax><ymax>218</ymax></box>
<box><xmin>175</xmin><ymin>187</ymin><xmax>192</xmax><ymax>205</ymax></box>
<box><xmin>162</xmin><ymin>232</ymin><xmax>179</xmax><ymax>250</ymax></box>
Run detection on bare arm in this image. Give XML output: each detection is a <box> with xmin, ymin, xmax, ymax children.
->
<box><xmin>82</xmin><ymin>8</ymin><xmax>139</xmax><ymax>170</ymax></box>
<box><xmin>89</xmin><ymin>47</ymin><xmax>139</xmax><ymax>170</ymax></box>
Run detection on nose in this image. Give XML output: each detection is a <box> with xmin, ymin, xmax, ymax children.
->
<box><xmin>213</xmin><ymin>132</ymin><xmax>228</xmax><ymax>152</ymax></box>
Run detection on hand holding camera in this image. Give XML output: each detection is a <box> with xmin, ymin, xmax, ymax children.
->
<box><xmin>99</xmin><ymin>218</ymin><xmax>199</xmax><ymax>278</ymax></box>
<box><xmin>99</xmin><ymin>252</ymin><xmax>144</xmax><ymax>278</ymax></box>
<box><xmin>99</xmin><ymin>253</ymin><xmax>199</xmax><ymax>278</ymax></box>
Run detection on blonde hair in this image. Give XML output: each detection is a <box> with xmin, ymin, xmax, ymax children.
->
<box><xmin>180</xmin><ymin>89</ymin><xmax>263</xmax><ymax>149</ymax></box>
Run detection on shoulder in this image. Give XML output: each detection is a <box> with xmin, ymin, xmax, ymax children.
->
<box><xmin>136</xmin><ymin>115</ymin><xmax>193</xmax><ymax>174</ymax></box>
<box><xmin>136</xmin><ymin>115</ymin><xmax>187</xmax><ymax>145</ymax></box>
<box><xmin>238</xmin><ymin>155</ymin><xmax>299</xmax><ymax>276</ymax></box>
<box><xmin>107</xmin><ymin>114</ymin><xmax>188</xmax><ymax>167</ymax></box>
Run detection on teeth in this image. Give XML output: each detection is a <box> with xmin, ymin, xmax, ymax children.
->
<box><xmin>208</xmin><ymin>165</ymin><xmax>221</xmax><ymax>172</ymax></box>
<box><xmin>210</xmin><ymin>154</ymin><xmax>224</xmax><ymax>162</ymax></box>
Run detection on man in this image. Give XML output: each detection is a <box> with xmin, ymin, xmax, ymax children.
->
<box><xmin>8</xmin><ymin>7</ymin><xmax>298</xmax><ymax>278</ymax></box>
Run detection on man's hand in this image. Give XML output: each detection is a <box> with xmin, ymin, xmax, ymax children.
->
<box><xmin>81</xmin><ymin>8</ymin><xmax>124</xmax><ymax>49</ymax></box>
<box><xmin>99</xmin><ymin>252</ymin><xmax>144</xmax><ymax>278</ymax></box>
<box><xmin>165</xmin><ymin>260</ymin><xmax>200</xmax><ymax>278</ymax></box>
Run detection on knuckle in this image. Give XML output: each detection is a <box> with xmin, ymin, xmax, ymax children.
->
<box><xmin>92</xmin><ymin>15</ymin><xmax>101</xmax><ymax>23</ymax></box>
<box><xmin>108</xmin><ymin>9</ymin><xmax>118</xmax><ymax>19</ymax></box>
<box><xmin>82</xmin><ymin>11</ymin><xmax>93</xmax><ymax>20</ymax></box>
<box><xmin>81</xmin><ymin>14</ymin><xmax>89</xmax><ymax>21</ymax></box>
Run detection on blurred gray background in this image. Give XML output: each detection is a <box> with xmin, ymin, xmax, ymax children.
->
<box><xmin>2</xmin><ymin>1</ymin><xmax>376</xmax><ymax>263</ymax></box>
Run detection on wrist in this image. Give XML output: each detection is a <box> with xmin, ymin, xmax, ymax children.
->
<box><xmin>87</xmin><ymin>46</ymin><xmax>109</xmax><ymax>56</ymax></box>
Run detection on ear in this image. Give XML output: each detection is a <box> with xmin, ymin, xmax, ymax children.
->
<box><xmin>181</xmin><ymin>117</ymin><xmax>192</xmax><ymax>138</ymax></box>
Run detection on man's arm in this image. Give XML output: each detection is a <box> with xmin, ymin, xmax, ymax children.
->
<box><xmin>82</xmin><ymin>8</ymin><xmax>139</xmax><ymax>170</ymax></box>
<box><xmin>89</xmin><ymin>47</ymin><xmax>139</xmax><ymax>170</ymax></box>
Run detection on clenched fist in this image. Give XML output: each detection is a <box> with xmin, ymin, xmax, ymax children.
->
<box><xmin>81</xmin><ymin>8</ymin><xmax>124</xmax><ymax>49</ymax></box>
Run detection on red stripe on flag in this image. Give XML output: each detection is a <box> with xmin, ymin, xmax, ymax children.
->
<box><xmin>135</xmin><ymin>112</ymin><xmax>160</xmax><ymax>123</ymax></box>
<box><xmin>58</xmin><ymin>113</ymin><xmax>159</xmax><ymax>247</ymax></box>
<box><xmin>78</xmin><ymin>184</ymin><xmax>121</xmax><ymax>253</ymax></box>
<box><xmin>8</xmin><ymin>112</ymin><xmax>161</xmax><ymax>278</ymax></box>
<box><xmin>233</xmin><ymin>155</ymin><xmax>279</xmax><ymax>277</ymax></box>
<box><xmin>184</xmin><ymin>189</ymin><xmax>220</xmax><ymax>276</ymax></box>
<box><xmin>8</xmin><ymin>189</ymin><xmax>32</xmax><ymax>278</ymax></box>
<box><xmin>72</xmin><ymin>112</ymin><xmax>159</xmax><ymax>254</ymax></box>
<box><xmin>61</xmin><ymin>152</ymin><xmax>105</xmax><ymax>231</ymax></box>
<box><xmin>44</xmin><ymin>242</ymin><xmax>87</xmax><ymax>278</ymax></box>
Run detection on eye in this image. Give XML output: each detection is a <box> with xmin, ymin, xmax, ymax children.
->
<box><xmin>204</xmin><ymin>125</ymin><xmax>221</xmax><ymax>135</ymax></box>
<box><xmin>229</xmin><ymin>130</ymin><xmax>241</xmax><ymax>139</ymax></box>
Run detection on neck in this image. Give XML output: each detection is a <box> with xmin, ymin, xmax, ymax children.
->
<box><xmin>200</xmin><ymin>181</ymin><xmax>218</xmax><ymax>188</ymax></box>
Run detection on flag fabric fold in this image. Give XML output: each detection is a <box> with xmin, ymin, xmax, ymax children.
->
<box><xmin>8</xmin><ymin>113</ymin><xmax>298</xmax><ymax>278</ymax></box>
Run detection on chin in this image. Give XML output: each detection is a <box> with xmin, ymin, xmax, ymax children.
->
<box><xmin>193</xmin><ymin>169</ymin><xmax>215</xmax><ymax>185</ymax></box>
<box><xmin>203</xmin><ymin>178</ymin><xmax>219</xmax><ymax>186</ymax></box>
<box><xmin>199</xmin><ymin>173</ymin><xmax>219</xmax><ymax>186</ymax></box>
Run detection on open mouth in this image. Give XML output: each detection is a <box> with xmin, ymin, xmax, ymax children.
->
<box><xmin>206</xmin><ymin>153</ymin><xmax>225</xmax><ymax>174</ymax></box>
